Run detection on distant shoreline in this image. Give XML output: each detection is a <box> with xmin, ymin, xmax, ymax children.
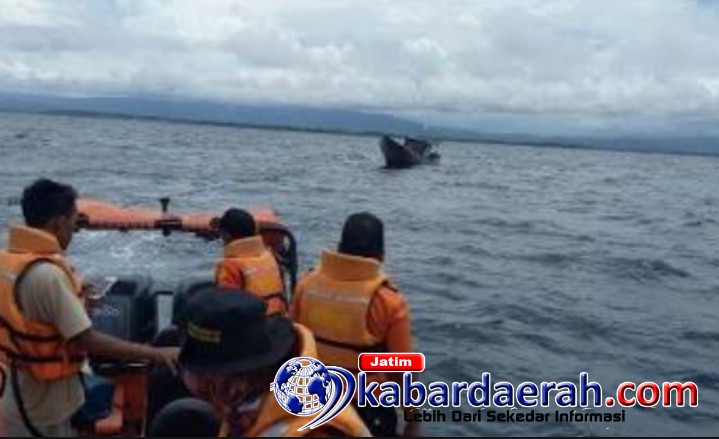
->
<box><xmin>1</xmin><ymin>108</ymin><xmax>718</xmax><ymax>159</ymax></box>
<box><xmin>0</xmin><ymin>107</ymin><xmax>582</xmax><ymax>149</ymax></box>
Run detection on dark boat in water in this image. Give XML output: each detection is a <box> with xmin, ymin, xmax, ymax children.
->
<box><xmin>379</xmin><ymin>135</ymin><xmax>440</xmax><ymax>168</ymax></box>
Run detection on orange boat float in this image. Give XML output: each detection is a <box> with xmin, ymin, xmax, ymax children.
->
<box><xmin>76</xmin><ymin>197</ymin><xmax>298</xmax><ymax>290</ymax></box>
<box><xmin>2</xmin><ymin>198</ymin><xmax>298</xmax><ymax>436</ymax></box>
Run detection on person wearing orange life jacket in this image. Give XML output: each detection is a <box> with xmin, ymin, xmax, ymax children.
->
<box><xmin>215</xmin><ymin>208</ymin><xmax>287</xmax><ymax>316</ymax></box>
<box><xmin>178</xmin><ymin>289</ymin><xmax>371</xmax><ymax>437</ymax></box>
<box><xmin>0</xmin><ymin>179</ymin><xmax>179</xmax><ymax>437</ymax></box>
<box><xmin>290</xmin><ymin>212</ymin><xmax>420</xmax><ymax>437</ymax></box>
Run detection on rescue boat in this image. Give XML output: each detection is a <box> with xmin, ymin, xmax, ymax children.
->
<box><xmin>4</xmin><ymin>198</ymin><xmax>299</xmax><ymax>436</ymax></box>
<box><xmin>76</xmin><ymin>197</ymin><xmax>298</xmax><ymax>294</ymax></box>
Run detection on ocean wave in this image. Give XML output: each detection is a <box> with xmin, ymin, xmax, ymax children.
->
<box><xmin>516</xmin><ymin>332</ymin><xmax>572</xmax><ymax>356</ymax></box>
<box><xmin>683</xmin><ymin>218</ymin><xmax>716</xmax><ymax>227</ymax></box>
<box><xmin>679</xmin><ymin>331</ymin><xmax>719</xmax><ymax>345</ymax></box>
<box><xmin>602</xmin><ymin>257</ymin><xmax>691</xmax><ymax>281</ymax></box>
<box><xmin>680</xmin><ymin>372</ymin><xmax>719</xmax><ymax>391</ymax></box>
<box><xmin>516</xmin><ymin>252</ymin><xmax>583</xmax><ymax>267</ymax></box>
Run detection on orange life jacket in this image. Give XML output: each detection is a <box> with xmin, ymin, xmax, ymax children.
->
<box><xmin>215</xmin><ymin>236</ymin><xmax>287</xmax><ymax>316</ymax></box>
<box><xmin>294</xmin><ymin>251</ymin><xmax>389</xmax><ymax>372</ymax></box>
<box><xmin>0</xmin><ymin>226</ymin><xmax>85</xmax><ymax>381</ymax></box>
<box><xmin>219</xmin><ymin>324</ymin><xmax>371</xmax><ymax>437</ymax></box>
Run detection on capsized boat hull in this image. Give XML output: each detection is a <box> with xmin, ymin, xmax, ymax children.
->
<box><xmin>379</xmin><ymin>135</ymin><xmax>440</xmax><ymax>168</ymax></box>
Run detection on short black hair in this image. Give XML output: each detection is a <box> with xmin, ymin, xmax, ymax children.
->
<box><xmin>218</xmin><ymin>208</ymin><xmax>257</xmax><ymax>239</ymax></box>
<box><xmin>338</xmin><ymin>212</ymin><xmax>385</xmax><ymax>260</ymax></box>
<box><xmin>21</xmin><ymin>179</ymin><xmax>78</xmax><ymax>228</ymax></box>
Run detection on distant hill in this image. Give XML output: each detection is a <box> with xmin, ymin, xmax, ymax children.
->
<box><xmin>0</xmin><ymin>92</ymin><xmax>433</xmax><ymax>137</ymax></box>
<box><xmin>0</xmin><ymin>92</ymin><xmax>717</xmax><ymax>156</ymax></box>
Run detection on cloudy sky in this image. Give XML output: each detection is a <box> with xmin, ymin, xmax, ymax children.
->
<box><xmin>1</xmin><ymin>0</ymin><xmax>718</xmax><ymax>135</ymax></box>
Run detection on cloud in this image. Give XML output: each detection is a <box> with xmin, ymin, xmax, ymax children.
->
<box><xmin>0</xmin><ymin>0</ymin><xmax>718</xmax><ymax>121</ymax></box>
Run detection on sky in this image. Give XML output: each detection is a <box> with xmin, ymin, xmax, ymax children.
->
<box><xmin>1</xmin><ymin>0</ymin><xmax>718</xmax><ymax>136</ymax></box>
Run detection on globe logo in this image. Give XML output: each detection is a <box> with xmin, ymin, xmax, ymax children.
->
<box><xmin>272</xmin><ymin>357</ymin><xmax>334</xmax><ymax>416</ymax></box>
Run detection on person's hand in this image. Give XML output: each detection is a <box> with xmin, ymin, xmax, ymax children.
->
<box><xmin>82</xmin><ymin>282</ymin><xmax>99</xmax><ymax>296</ymax></box>
<box><xmin>154</xmin><ymin>347</ymin><xmax>181</xmax><ymax>375</ymax></box>
<box><xmin>82</xmin><ymin>283</ymin><xmax>103</xmax><ymax>308</ymax></box>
